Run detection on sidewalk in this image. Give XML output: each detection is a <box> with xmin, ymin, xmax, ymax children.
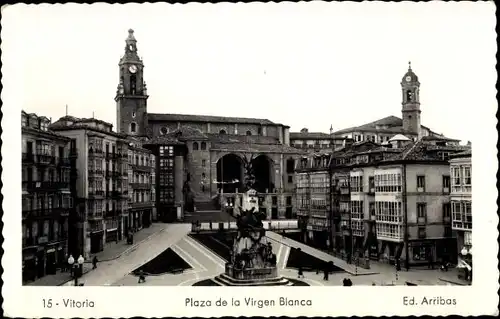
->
<box><xmin>27</xmin><ymin>223</ymin><xmax>166</xmax><ymax>286</ymax></box>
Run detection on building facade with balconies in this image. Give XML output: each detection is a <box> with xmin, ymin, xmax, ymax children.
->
<box><xmin>127</xmin><ymin>138</ymin><xmax>155</xmax><ymax>233</ymax></box>
<box><xmin>50</xmin><ymin>116</ymin><xmax>129</xmax><ymax>258</ymax></box>
<box><xmin>449</xmin><ymin>150</ymin><xmax>472</xmax><ymax>267</ymax></box>
<box><xmin>21</xmin><ymin>111</ymin><xmax>75</xmax><ymax>283</ymax></box>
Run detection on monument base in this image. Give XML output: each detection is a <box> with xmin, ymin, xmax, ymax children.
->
<box><xmin>212</xmin><ymin>263</ymin><xmax>292</xmax><ymax>286</ymax></box>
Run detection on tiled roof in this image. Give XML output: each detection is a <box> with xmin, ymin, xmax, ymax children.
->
<box><xmin>380</xmin><ymin>141</ymin><xmax>470</xmax><ymax>162</ymax></box>
<box><xmin>290</xmin><ymin>132</ymin><xmax>339</xmax><ymax>140</ymax></box>
<box><xmin>449</xmin><ymin>149</ymin><xmax>472</xmax><ymax>159</ymax></box>
<box><xmin>422</xmin><ymin>135</ymin><xmax>460</xmax><ymax>142</ymax></box>
<box><xmin>333</xmin><ymin>115</ymin><xmax>433</xmax><ymax>135</ymax></box>
<box><xmin>21</xmin><ymin>126</ymin><xmax>71</xmax><ymax>141</ymax></box>
<box><xmin>147</xmin><ymin>113</ymin><xmax>277</xmax><ymax>125</ymax></box>
<box><xmin>165</xmin><ymin>126</ymin><xmax>209</xmax><ymax>140</ymax></box>
<box><xmin>143</xmin><ymin>136</ymin><xmax>185</xmax><ymax>146</ymax></box>
<box><xmin>210</xmin><ymin>142</ymin><xmax>305</xmax><ymax>154</ymax></box>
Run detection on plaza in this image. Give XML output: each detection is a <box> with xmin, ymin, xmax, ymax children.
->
<box><xmin>51</xmin><ymin>222</ymin><xmax>468</xmax><ymax>287</ymax></box>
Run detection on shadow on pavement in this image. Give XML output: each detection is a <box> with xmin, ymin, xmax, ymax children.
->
<box><xmin>131</xmin><ymin>248</ymin><xmax>191</xmax><ymax>276</ymax></box>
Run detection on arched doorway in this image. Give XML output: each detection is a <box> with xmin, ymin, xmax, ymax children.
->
<box><xmin>216</xmin><ymin>154</ymin><xmax>243</xmax><ymax>193</ymax></box>
<box><xmin>251</xmin><ymin>155</ymin><xmax>274</xmax><ymax>193</ymax></box>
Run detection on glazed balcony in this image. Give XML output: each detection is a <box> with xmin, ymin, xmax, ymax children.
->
<box><xmin>131</xmin><ymin>163</ymin><xmax>151</xmax><ymax>173</ymax></box>
<box><xmin>129</xmin><ymin>183</ymin><xmax>150</xmax><ymax>190</ymax></box>
<box><xmin>87</xmin><ymin>210</ymin><xmax>104</xmax><ymax>220</ymax></box>
<box><xmin>36</xmin><ymin>154</ymin><xmax>56</xmax><ymax>166</ymax></box>
<box><xmin>88</xmin><ymin>190</ymin><xmax>105</xmax><ymax>198</ymax></box>
<box><xmin>57</xmin><ymin>157</ymin><xmax>71</xmax><ymax>167</ymax></box>
<box><xmin>22</xmin><ymin>181</ymin><xmax>69</xmax><ymax>192</ymax></box>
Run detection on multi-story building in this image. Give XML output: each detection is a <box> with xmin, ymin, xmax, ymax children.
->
<box><xmin>295</xmin><ymin>151</ymin><xmax>331</xmax><ymax>247</ymax></box>
<box><xmin>290</xmin><ymin>127</ymin><xmax>345</xmax><ymax>151</ymax></box>
<box><xmin>50</xmin><ymin>116</ymin><xmax>129</xmax><ymax>258</ymax></box>
<box><xmin>449</xmin><ymin>150</ymin><xmax>472</xmax><ymax>266</ymax></box>
<box><xmin>127</xmin><ymin>137</ymin><xmax>155</xmax><ymax>233</ymax></box>
<box><xmin>21</xmin><ymin>111</ymin><xmax>75</xmax><ymax>283</ymax></box>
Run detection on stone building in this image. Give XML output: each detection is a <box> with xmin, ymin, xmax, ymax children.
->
<box><xmin>50</xmin><ymin>116</ymin><xmax>129</xmax><ymax>259</ymax></box>
<box><xmin>114</xmin><ymin>29</ymin><xmax>304</xmax><ymax>221</ymax></box>
<box><xmin>290</xmin><ymin>127</ymin><xmax>345</xmax><ymax>151</ymax></box>
<box><xmin>21</xmin><ymin>111</ymin><xmax>75</xmax><ymax>283</ymax></box>
<box><xmin>333</xmin><ymin>62</ymin><xmax>460</xmax><ymax>145</ymax></box>
<box><xmin>449</xmin><ymin>150</ymin><xmax>472</xmax><ymax>268</ymax></box>
<box><xmin>127</xmin><ymin>137</ymin><xmax>156</xmax><ymax>231</ymax></box>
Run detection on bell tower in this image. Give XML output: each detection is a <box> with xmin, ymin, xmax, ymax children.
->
<box><xmin>115</xmin><ymin>29</ymin><xmax>149</xmax><ymax>136</ymax></box>
<box><xmin>401</xmin><ymin>61</ymin><xmax>421</xmax><ymax>139</ymax></box>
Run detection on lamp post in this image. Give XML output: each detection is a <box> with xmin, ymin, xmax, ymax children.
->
<box><xmin>68</xmin><ymin>255</ymin><xmax>84</xmax><ymax>286</ymax></box>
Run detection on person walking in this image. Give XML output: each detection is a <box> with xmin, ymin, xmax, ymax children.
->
<box><xmin>297</xmin><ymin>265</ymin><xmax>304</xmax><ymax>279</ymax></box>
<box><xmin>138</xmin><ymin>270</ymin><xmax>146</xmax><ymax>283</ymax></box>
<box><xmin>323</xmin><ymin>267</ymin><xmax>329</xmax><ymax>281</ymax></box>
<box><xmin>92</xmin><ymin>256</ymin><xmax>98</xmax><ymax>269</ymax></box>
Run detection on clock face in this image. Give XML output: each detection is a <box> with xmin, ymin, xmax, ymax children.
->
<box><xmin>405</xmin><ymin>75</ymin><xmax>412</xmax><ymax>82</ymax></box>
<box><xmin>129</xmin><ymin>65</ymin><xmax>137</xmax><ymax>74</ymax></box>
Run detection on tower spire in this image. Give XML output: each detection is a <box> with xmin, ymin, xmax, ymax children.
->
<box><xmin>408</xmin><ymin>61</ymin><xmax>412</xmax><ymax>70</ymax></box>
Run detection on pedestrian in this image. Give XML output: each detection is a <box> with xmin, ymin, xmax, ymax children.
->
<box><xmin>209</xmin><ymin>221</ymin><xmax>213</xmax><ymax>230</ymax></box>
<box><xmin>396</xmin><ymin>258</ymin><xmax>401</xmax><ymax>271</ymax></box>
<box><xmin>92</xmin><ymin>256</ymin><xmax>98</xmax><ymax>269</ymax></box>
<box><xmin>323</xmin><ymin>268</ymin><xmax>329</xmax><ymax>281</ymax></box>
<box><xmin>297</xmin><ymin>266</ymin><xmax>304</xmax><ymax>279</ymax></box>
<box><xmin>138</xmin><ymin>270</ymin><xmax>146</xmax><ymax>283</ymax></box>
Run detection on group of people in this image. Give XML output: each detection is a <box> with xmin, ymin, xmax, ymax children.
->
<box><xmin>297</xmin><ymin>262</ymin><xmax>332</xmax><ymax>281</ymax></box>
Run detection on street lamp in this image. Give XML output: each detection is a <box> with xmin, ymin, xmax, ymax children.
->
<box><xmin>68</xmin><ymin>254</ymin><xmax>84</xmax><ymax>286</ymax></box>
<box><xmin>461</xmin><ymin>247</ymin><xmax>468</xmax><ymax>256</ymax></box>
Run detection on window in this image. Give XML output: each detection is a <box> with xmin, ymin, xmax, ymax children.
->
<box><xmin>452</xmin><ymin>166</ymin><xmax>461</xmax><ymax>185</ymax></box>
<box><xmin>159</xmin><ymin>146</ymin><xmax>174</xmax><ymax>157</ymax></box>
<box><xmin>416</xmin><ymin>175</ymin><xmax>425</xmax><ymax>191</ymax></box>
<box><xmin>22</xmin><ymin>115</ymin><xmax>27</xmax><ymax>127</ymax></box>
<box><xmin>219</xmin><ymin>129</ymin><xmax>227</xmax><ymax>135</ymax></box>
<box><xmin>131</xmin><ymin>122</ymin><xmax>137</xmax><ymax>133</ymax></box>
<box><xmin>442</xmin><ymin>175</ymin><xmax>450</xmax><ymax>192</ymax></box>
<box><xmin>246</xmin><ymin>130</ymin><xmax>252</xmax><ymax>136</ymax></box>
<box><xmin>350</xmin><ymin>175</ymin><xmax>363</xmax><ymax>192</ymax></box>
<box><xmin>132</xmin><ymin>112</ymin><xmax>136</xmax><ymax>118</ymax></box>
<box><xmin>350</xmin><ymin>201</ymin><xmax>364</xmax><ymax>220</ymax></box>
<box><xmin>440</xmin><ymin>203</ymin><xmax>450</xmax><ymax>219</ymax></box>
<box><xmin>193</xmin><ymin>142</ymin><xmax>199</xmax><ymax>150</ymax></box>
<box><xmin>286</xmin><ymin>158</ymin><xmax>295</xmax><ymax>173</ymax></box>
<box><xmin>288</xmin><ymin>176</ymin><xmax>293</xmax><ymax>183</ymax></box>
<box><xmin>417</xmin><ymin>203</ymin><xmax>427</xmax><ymax>219</ymax></box>
<box><xmin>375</xmin><ymin>201</ymin><xmax>402</xmax><ymax>223</ymax></box>
<box><xmin>374</xmin><ymin>173</ymin><xmax>402</xmax><ymax>192</ymax></box>
<box><xmin>418</xmin><ymin>227</ymin><xmax>426</xmax><ymax>239</ymax></box>
<box><xmin>257</xmin><ymin>127</ymin><xmax>262</xmax><ymax>135</ymax></box>
<box><xmin>463</xmin><ymin>166</ymin><xmax>471</xmax><ymax>185</ymax></box>
<box><xmin>202</xmin><ymin>159</ymin><xmax>206</xmax><ymax>167</ymax></box>
<box><xmin>201</xmin><ymin>142</ymin><xmax>207</xmax><ymax>150</ymax></box>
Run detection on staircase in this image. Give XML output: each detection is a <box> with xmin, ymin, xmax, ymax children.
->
<box><xmin>213</xmin><ymin>274</ymin><xmax>293</xmax><ymax>286</ymax></box>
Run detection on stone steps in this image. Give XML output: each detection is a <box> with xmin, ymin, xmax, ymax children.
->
<box><xmin>213</xmin><ymin>274</ymin><xmax>293</xmax><ymax>286</ymax></box>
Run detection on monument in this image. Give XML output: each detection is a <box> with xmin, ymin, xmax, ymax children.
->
<box><xmin>212</xmin><ymin>186</ymin><xmax>293</xmax><ymax>286</ymax></box>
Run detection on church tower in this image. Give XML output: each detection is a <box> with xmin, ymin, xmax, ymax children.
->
<box><xmin>115</xmin><ymin>29</ymin><xmax>148</xmax><ymax>136</ymax></box>
<box><xmin>401</xmin><ymin>61</ymin><xmax>421</xmax><ymax>139</ymax></box>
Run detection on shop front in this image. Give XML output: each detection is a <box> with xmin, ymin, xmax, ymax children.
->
<box><xmin>408</xmin><ymin>240</ymin><xmax>435</xmax><ymax>266</ymax></box>
<box><xmin>22</xmin><ymin>247</ymin><xmax>37</xmax><ymax>284</ymax></box>
<box><xmin>90</xmin><ymin>230</ymin><xmax>104</xmax><ymax>254</ymax></box>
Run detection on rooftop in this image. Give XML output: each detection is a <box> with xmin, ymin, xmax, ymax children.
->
<box><xmin>147</xmin><ymin>112</ymin><xmax>285</xmax><ymax>126</ymax></box>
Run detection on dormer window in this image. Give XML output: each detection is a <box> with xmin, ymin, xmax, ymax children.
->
<box><xmin>21</xmin><ymin>115</ymin><xmax>27</xmax><ymax>127</ymax></box>
<box><xmin>219</xmin><ymin>129</ymin><xmax>227</xmax><ymax>135</ymax></box>
<box><xmin>246</xmin><ymin>130</ymin><xmax>252</xmax><ymax>136</ymax></box>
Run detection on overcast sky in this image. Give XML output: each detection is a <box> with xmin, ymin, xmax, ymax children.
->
<box><xmin>2</xmin><ymin>2</ymin><xmax>496</xmax><ymax>142</ymax></box>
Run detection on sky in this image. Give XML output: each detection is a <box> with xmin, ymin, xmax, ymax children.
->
<box><xmin>2</xmin><ymin>2</ymin><xmax>497</xmax><ymax>142</ymax></box>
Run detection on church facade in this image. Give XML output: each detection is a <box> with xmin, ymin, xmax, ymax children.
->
<box><xmin>115</xmin><ymin>29</ymin><xmax>304</xmax><ymax>222</ymax></box>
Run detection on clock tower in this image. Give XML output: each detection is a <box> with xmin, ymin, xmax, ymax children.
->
<box><xmin>115</xmin><ymin>29</ymin><xmax>149</xmax><ymax>136</ymax></box>
<box><xmin>401</xmin><ymin>61</ymin><xmax>421</xmax><ymax>139</ymax></box>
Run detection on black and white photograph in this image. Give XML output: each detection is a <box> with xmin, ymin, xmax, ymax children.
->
<box><xmin>1</xmin><ymin>1</ymin><xmax>498</xmax><ymax>317</ymax></box>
